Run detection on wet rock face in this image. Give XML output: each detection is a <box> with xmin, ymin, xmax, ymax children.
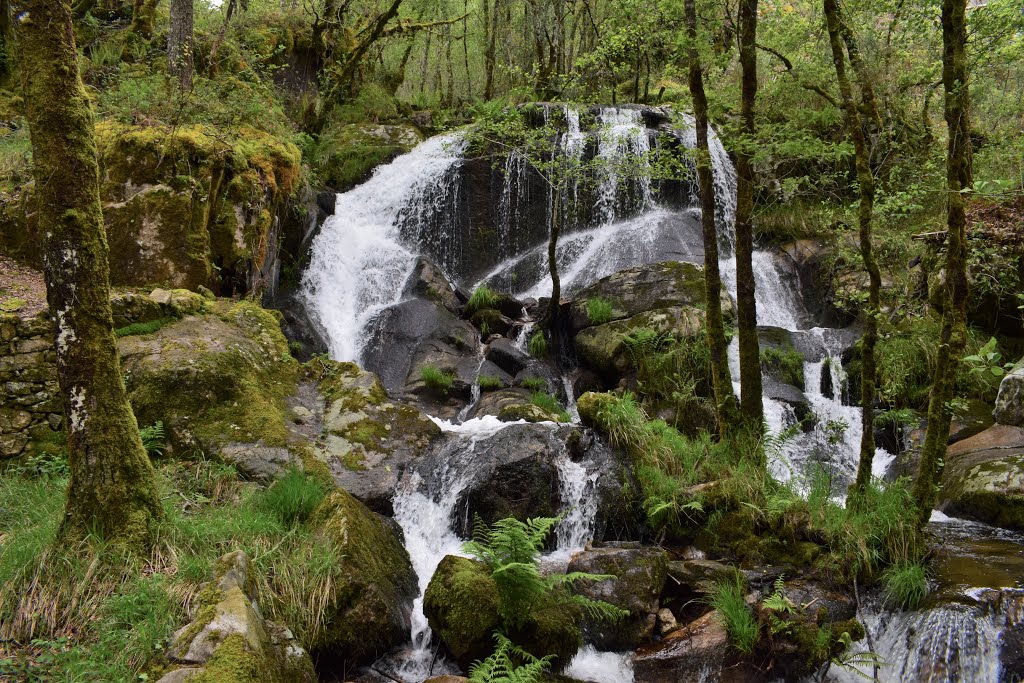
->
<box><xmin>994</xmin><ymin>363</ymin><xmax>1024</xmax><ymax>427</ymax></box>
<box><xmin>567</xmin><ymin>544</ymin><xmax>668</xmax><ymax>650</ymax></box>
<box><xmin>939</xmin><ymin>424</ymin><xmax>1024</xmax><ymax>531</ymax></box>
<box><xmin>632</xmin><ymin>610</ymin><xmax>731</xmax><ymax>683</ymax></box>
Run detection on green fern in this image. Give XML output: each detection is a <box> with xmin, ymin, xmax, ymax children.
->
<box><xmin>469</xmin><ymin>631</ymin><xmax>554</xmax><ymax>683</ymax></box>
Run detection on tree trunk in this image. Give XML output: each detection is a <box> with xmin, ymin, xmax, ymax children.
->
<box><xmin>168</xmin><ymin>0</ymin><xmax>194</xmax><ymax>89</ymax></box>
<box><xmin>130</xmin><ymin>0</ymin><xmax>159</xmax><ymax>39</ymax></box>
<box><xmin>735</xmin><ymin>0</ymin><xmax>763</xmax><ymax>435</ymax></box>
<box><xmin>544</xmin><ymin>182</ymin><xmax>562</xmax><ymax>353</ymax></box>
<box><xmin>824</xmin><ymin>0</ymin><xmax>882</xmax><ymax>501</ymax></box>
<box><xmin>12</xmin><ymin>0</ymin><xmax>162</xmax><ymax>550</ymax></box>
<box><xmin>686</xmin><ymin>0</ymin><xmax>737</xmax><ymax>437</ymax></box>
<box><xmin>912</xmin><ymin>0</ymin><xmax>971</xmax><ymax>527</ymax></box>
<box><xmin>0</xmin><ymin>0</ymin><xmax>10</xmax><ymax>81</ymax></box>
<box><xmin>208</xmin><ymin>0</ymin><xmax>237</xmax><ymax>74</ymax></box>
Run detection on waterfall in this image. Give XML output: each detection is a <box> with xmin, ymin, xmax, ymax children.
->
<box><xmin>300</xmin><ymin>133</ymin><xmax>466</xmax><ymax>362</ymax></box>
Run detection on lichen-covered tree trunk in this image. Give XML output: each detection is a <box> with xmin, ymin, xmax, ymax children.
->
<box><xmin>168</xmin><ymin>0</ymin><xmax>194</xmax><ymax>89</ymax></box>
<box><xmin>913</xmin><ymin>0</ymin><xmax>971</xmax><ymax>527</ymax></box>
<box><xmin>735</xmin><ymin>0</ymin><xmax>763</xmax><ymax>436</ymax></box>
<box><xmin>12</xmin><ymin>0</ymin><xmax>162</xmax><ymax>549</ymax></box>
<box><xmin>129</xmin><ymin>0</ymin><xmax>159</xmax><ymax>39</ymax></box>
<box><xmin>824</xmin><ymin>0</ymin><xmax>882</xmax><ymax>501</ymax></box>
<box><xmin>0</xmin><ymin>0</ymin><xmax>11</xmax><ymax>80</ymax></box>
<box><xmin>686</xmin><ymin>0</ymin><xmax>737</xmax><ymax>437</ymax></box>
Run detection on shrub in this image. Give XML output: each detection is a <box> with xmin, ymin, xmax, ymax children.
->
<box><xmin>709</xmin><ymin>576</ymin><xmax>758</xmax><ymax>653</ymax></box>
<box><xmin>261</xmin><ymin>468</ymin><xmax>328</xmax><ymax>527</ymax></box>
<box><xmin>528</xmin><ymin>331</ymin><xmax>548</xmax><ymax>358</ymax></box>
<box><xmin>466</xmin><ymin>285</ymin><xmax>501</xmax><ymax>314</ymax></box>
<box><xmin>760</xmin><ymin>345</ymin><xmax>805</xmax><ymax>390</ymax></box>
<box><xmin>421</xmin><ymin>365</ymin><xmax>456</xmax><ymax>396</ymax></box>
<box><xmin>520</xmin><ymin>377</ymin><xmax>548</xmax><ymax>392</ymax></box>
<box><xmin>585</xmin><ymin>297</ymin><xmax>614</xmax><ymax>325</ymax></box>
<box><xmin>882</xmin><ymin>562</ymin><xmax>929</xmax><ymax>609</ymax></box>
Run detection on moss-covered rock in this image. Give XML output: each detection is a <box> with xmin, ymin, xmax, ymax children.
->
<box><xmin>939</xmin><ymin>424</ymin><xmax>1024</xmax><ymax>530</ymax></box>
<box><xmin>309</xmin><ymin>359</ymin><xmax>443</xmax><ymax>513</ymax></box>
<box><xmin>314</xmin><ymin>122</ymin><xmax>422</xmax><ymax>190</ymax></box>
<box><xmin>308</xmin><ymin>489</ymin><xmax>419</xmax><ymax>668</ymax></box>
<box><xmin>423</xmin><ymin>555</ymin><xmax>501</xmax><ymax>666</ymax></box>
<box><xmin>119</xmin><ymin>299</ymin><xmax>301</xmax><ymax>462</ymax></box>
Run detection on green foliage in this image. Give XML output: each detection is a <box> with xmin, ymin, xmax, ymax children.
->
<box><xmin>262</xmin><ymin>468</ymin><xmax>328</xmax><ymax>527</ymax></box>
<box><xmin>421</xmin><ymin>365</ymin><xmax>456</xmax><ymax>396</ymax></box>
<box><xmin>528</xmin><ymin>331</ymin><xmax>548</xmax><ymax>358</ymax></box>
<box><xmin>14</xmin><ymin>449</ymin><xmax>70</xmax><ymax>479</ymax></box>
<box><xmin>585</xmin><ymin>297</ymin><xmax>614</xmax><ymax>325</ymax></box>
<box><xmin>962</xmin><ymin>337</ymin><xmax>1017</xmax><ymax>379</ymax></box>
<box><xmin>709</xmin><ymin>577</ymin><xmax>758</xmax><ymax>654</ymax></box>
<box><xmin>760</xmin><ymin>345</ymin><xmax>806</xmax><ymax>390</ymax></box>
<box><xmin>114</xmin><ymin>317</ymin><xmax>176</xmax><ymax>338</ymax></box>
<box><xmin>882</xmin><ymin>562</ymin><xmax>930</xmax><ymax>609</ymax></box>
<box><xmin>520</xmin><ymin>377</ymin><xmax>548</xmax><ymax>392</ymax></box>
<box><xmin>463</xmin><ymin>516</ymin><xmax>626</xmax><ymax>631</ymax></box>
<box><xmin>478</xmin><ymin>374</ymin><xmax>504</xmax><ymax>391</ymax></box>
<box><xmin>529</xmin><ymin>392</ymin><xmax>570</xmax><ymax>422</ymax></box>
<box><xmin>466</xmin><ymin>285</ymin><xmax>501</xmax><ymax>314</ymax></box>
<box><xmin>469</xmin><ymin>631</ymin><xmax>555</xmax><ymax>683</ymax></box>
<box><xmin>138</xmin><ymin>421</ymin><xmax>165</xmax><ymax>458</ymax></box>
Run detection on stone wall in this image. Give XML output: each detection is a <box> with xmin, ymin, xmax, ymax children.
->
<box><xmin>0</xmin><ymin>312</ymin><xmax>61</xmax><ymax>458</ymax></box>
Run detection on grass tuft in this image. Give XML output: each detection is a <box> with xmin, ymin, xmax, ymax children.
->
<box><xmin>709</xmin><ymin>576</ymin><xmax>758</xmax><ymax>653</ymax></box>
<box><xmin>465</xmin><ymin>285</ymin><xmax>501</xmax><ymax>314</ymax></box>
<box><xmin>114</xmin><ymin>317</ymin><xmax>176</xmax><ymax>338</ymax></box>
<box><xmin>585</xmin><ymin>297</ymin><xmax>614</xmax><ymax>325</ymax></box>
<box><xmin>262</xmin><ymin>468</ymin><xmax>328</xmax><ymax>527</ymax></box>
<box><xmin>882</xmin><ymin>562</ymin><xmax>929</xmax><ymax>609</ymax></box>
<box><xmin>421</xmin><ymin>365</ymin><xmax>456</xmax><ymax>396</ymax></box>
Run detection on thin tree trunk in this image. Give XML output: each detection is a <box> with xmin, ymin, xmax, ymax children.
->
<box><xmin>735</xmin><ymin>0</ymin><xmax>763</xmax><ymax>436</ymax></box>
<box><xmin>824</xmin><ymin>0</ymin><xmax>882</xmax><ymax>501</ymax></box>
<box><xmin>686</xmin><ymin>0</ymin><xmax>737</xmax><ymax>437</ymax></box>
<box><xmin>0</xmin><ymin>0</ymin><xmax>10</xmax><ymax>80</ymax></box>
<box><xmin>168</xmin><ymin>0</ymin><xmax>194</xmax><ymax>89</ymax></box>
<box><xmin>545</xmin><ymin>183</ymin><xmax>562</xmax><ymax>349</ymax></box>
<box><xmin>12</xmin><ymin>0</ymin><xmax>162</xmax><ymax>550</ymax></box>
<box><xmin>208</xmin><ymin>0</ymin><xmax>237</xmax><ymax>74</ymax></box>
<box><xmin>913</xmin><ymin>0</ymin><xmax>971</xmax><ymax>527</ymax></box>
<box><xmin>129</xmin><ymin>0</ymin><xmax>159</xmax><ymax>39</ymax></box>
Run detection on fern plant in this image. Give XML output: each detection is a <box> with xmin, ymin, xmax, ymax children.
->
<box><xmin>469</xmin><ymin>632</ymin><xmax>554</xmax><ymax>683</ymax></box>
<box><xmin>463</xmin><ymin>515</ymin><xmax>628</xmax><ymax>630</ymax></box>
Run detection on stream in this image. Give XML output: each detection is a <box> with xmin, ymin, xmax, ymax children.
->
<box><xmin>301</xmin><ymin>106</ymin><xmax>1023</xmax><ymax>682</ymax></box>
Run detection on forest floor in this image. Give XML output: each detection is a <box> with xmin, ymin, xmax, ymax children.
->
<box><xmin>0</xmin><ymin>256</ymin><xmax>46</xmax><ymax>318</ymax></box>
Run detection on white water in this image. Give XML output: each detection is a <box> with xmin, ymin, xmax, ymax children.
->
<box><xmin>565</xmin><ymin>646</ymin><xmax>634</xmax><ymax>683</ymax></box>
<box><xmin>300</xmin><ymin>133</ymin><xmax>465</xmax><ymax>362</ymax></box>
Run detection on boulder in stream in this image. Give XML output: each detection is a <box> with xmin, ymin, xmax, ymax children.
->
<box><xmin>938</xmin><ymin>424</ymin><xmax>1024</xmax><ymax>530</ymax></box>
<box><xmin>994</xmin><ymin>362</ymin><xmax>1024</xmax><ymax>427</ymax></box>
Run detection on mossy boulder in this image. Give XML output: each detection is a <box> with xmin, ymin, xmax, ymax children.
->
<box><xmin>423</xmin><ymin>554</ymin><xmax>582</xmax><ymax>670</ymax></box>
<box><xmin>423</xmin><ymin>555</ymin><xmax>501</xmax><ymax>666</ymax></box>
<box><xmin>938</xmin><ymin>424</ymin><xmax>1024</xmax><ymax>530</ymax></box>
<box><xmin>994</xmin><ymin>362</ymin><xmax>1024</xmax><ymax>427</ymax></box>
<box><xmin>119</xmin><ymin>299</ymin><xmax>301</xmax><ymax>465</ymax></box>
<box><xmin>310</xmin><ymin>359</ymin><xmax>443</xmax><ymax>513</ymax></box>
<box><xmin>566</xmin><ymin>545</ymin><xmax>668</xmax><ymax>649</ymax></box>
<box><xmin>308</xmin><ymin>489</ymin><xmax>419</xmax><ymax>667</ymax></box>
<box><xmin>575</xmin><ymin>307</ymin><xmax>706</xmax><ymax>380</ymax></box>
<box><xmin>315</xmin><ymin>122</ymin><xmax>422</xmax><ymax>190</ymax></box>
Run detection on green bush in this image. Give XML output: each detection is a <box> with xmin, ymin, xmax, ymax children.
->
<box><xmin>585</xmin><ymin>297</ymin><xmax>614</xmax><ymax>325</ymax></box>
<box><xmin>529</xmin><ymin>392</ymin><xmax>570</xmax><ymax>422</ymax></box>
<box><xmin>422</xmin><ymin>365</ymin><xmax>456</xmax><ymax>396</ymax></box>
<box><xmin>478</xmin><ymin>374</ymin><xmax>504</xmax><ymax>391</ymax></box>
<box><xmin>882</xmin><ymin>562</ymin><xmax>929</xmax><ymax>609</ymax></box>
<box><xmin>466</xmin><ymin>285</ymin><xmax>501</xmax><ymax>315</ymax></box>
<box><xmin>528</xmin><ymin>331</ymin><xmax>548</xmax><ymax>358</ymax></box>
<box><xmin>709</xmin><ymin>576</ymin><xmax>758</xmax><ymax>653</ymax></box>
<box><xmin>261</xmin><ymin>468</ymin><xmax>328</xmax><ymax>527</ymax></box>
<box><xmin>520</xmin><ymin>377</ymin><xmax>548</xmax><ymax>392</ymax></box>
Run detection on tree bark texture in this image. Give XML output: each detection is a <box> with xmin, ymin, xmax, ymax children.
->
<box><xmin>912</xmin><ymin>0</ymin><xmax>971</xmax><ymax>527</ymax></box>
<box><xmin>686</xmin><ymin>0</ymin><xmax>738</xmax><ymax>437</ymax></box>
<box><xmin>168</xmin><ymin>0</ymin><xmax>194</xmax><ymax>89</ymax></box>
<box><xmin>735</xmin><ymin>0</ymin><xmax>763</xmax><ymax>435</ymax></box>
<box><xmin>824</xmin><ymin>0</ymin><xmax>882</xmax><ymax>501</ymax></box>
<box><xmin>12</xmin><ymin>0</ymin><xmax>162</xmax><ymax>549</ymax></box>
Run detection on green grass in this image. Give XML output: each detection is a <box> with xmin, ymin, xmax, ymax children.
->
<box><xmin>478</xmin><ymin>374</ymin><xmax>504</xmax><ymax>391</ymax></box>
<box><xmin>114</xmin><ymin>317</ymin><xmax>176</xmax><ymax>338</ymax></box>
<box><xmin>709</xmin><ymin>576</ymin><xmax>759</xmax><ymax>653</ymax></box>
<box><xmin>760</xmin><ymin>345</ymin><xmax>806</xmax><ymax>390</ymax></box>
<box><xmin>585</xmin><ymin>297</ymin><xmax>614</xmax><ymax>325</ymax></box>
<box><xmin>466</xmin><ymin>285</ymin><xmax>501</xmax><ymax>314</ymax></box>
<box><xmin>882</xmin><ymin>562</ymin><xmax>929</xmax><ymax>609</ymax></box>
<box><xmin>421</xmin><ymin>365</ymin><xmax>456</xmax><ymax>396</ymax></box>
<box><xmin>262</xmin><ymin>468</ymin><xmax>328</xmax><ymax>527</ymax></box>
<box><xmin>528</xmin><ymin>330</ymin><xmax>548</xmax><ymax>358</ymax></box>
<box><xmin>530</xmin><ymin>392</ymin><xmax>570</xmax><ymax>422</ymax></box>
<box><xmin>520</xmin><ymin>377</ymin><xmax>548</xmax><ymax>392</ymax></box>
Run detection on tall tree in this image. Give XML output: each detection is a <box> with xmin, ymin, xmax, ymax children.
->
<box><xmin>686</xmin><ymin>0</ymin><xmax>738</xmax><ymax>437</ymax></box>
<box><xmin>912</xmin><ymin>0</ymin><xmax>972</xmax><ymax>527</ymax></box>
<box><xmin>130</xmin><ymin>0</ymin><xmax>159</xmax><ymax>39</ymax></box>
<box><xmin>824</xmin><ymin>0</ymin><xmax>882</xmax><ymax>501</ymax></box>
<box><xmin>12</xmin><ymin>0</ymin><xmax>162</xmax><ymax>549</ymax></box>
<box><xmin>168</xmin><ymin>0</ymin><xmax>194</xmax><ymax>89</ymax></box>
<box><xmin>734</xmin><ymin>0</ymin><xmax>763</xmax><ymax>434</ymax></box>
<box><xmin>0</xmin><ymin>0</ymin><xmax>10</xmax><ymax>81</ymax></box>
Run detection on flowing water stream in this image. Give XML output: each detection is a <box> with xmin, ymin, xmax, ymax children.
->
<box><xmin>301</xmin><ymin>106</ymin><xmax>1021</xmax><ymax>682</ymax></box>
